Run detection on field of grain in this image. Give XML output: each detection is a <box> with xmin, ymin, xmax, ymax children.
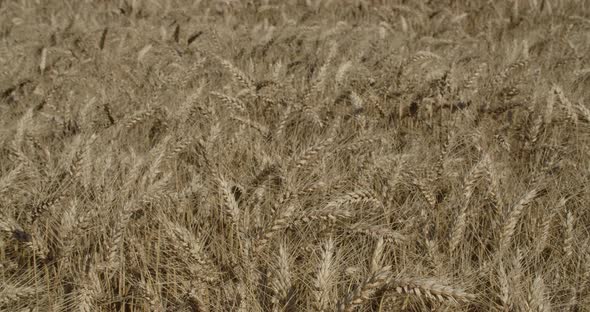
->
<box><xmin>1</xmin><ymin>0</ymin><xmax>589</xmax><ymax>311</ymax></box>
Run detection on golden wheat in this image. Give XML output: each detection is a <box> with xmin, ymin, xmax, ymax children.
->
<box><xmin>0</xmin><ymin>1</ymin><xmax>588</xmax><ymax>311</ymax></box>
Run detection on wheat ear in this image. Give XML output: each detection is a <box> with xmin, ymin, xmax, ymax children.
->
<box><xmin>498</xmin><ymin>189</ymin><xmax>539</xmax><ymax>254</ymax></box>
<box><xmin>312</xmin><ymin>237</ymin><xmax>335</xmax><ymax>312</ymax></box>
<box><xmin>337</xmin><ymin>266</ymin><xmax>392</xmax><ymax>312</ymax></box>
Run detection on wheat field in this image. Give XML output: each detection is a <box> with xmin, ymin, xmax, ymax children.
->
<box><xmin>1</xmin><ymin>0</ymin><xmax>589</xmax><ymax>311</ymax></box>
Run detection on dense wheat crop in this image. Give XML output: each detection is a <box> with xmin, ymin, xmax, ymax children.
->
<box><xmin>1</xmin><ymin>0</ymin><xmax>589</xmax><ymax>311</ymax></box>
